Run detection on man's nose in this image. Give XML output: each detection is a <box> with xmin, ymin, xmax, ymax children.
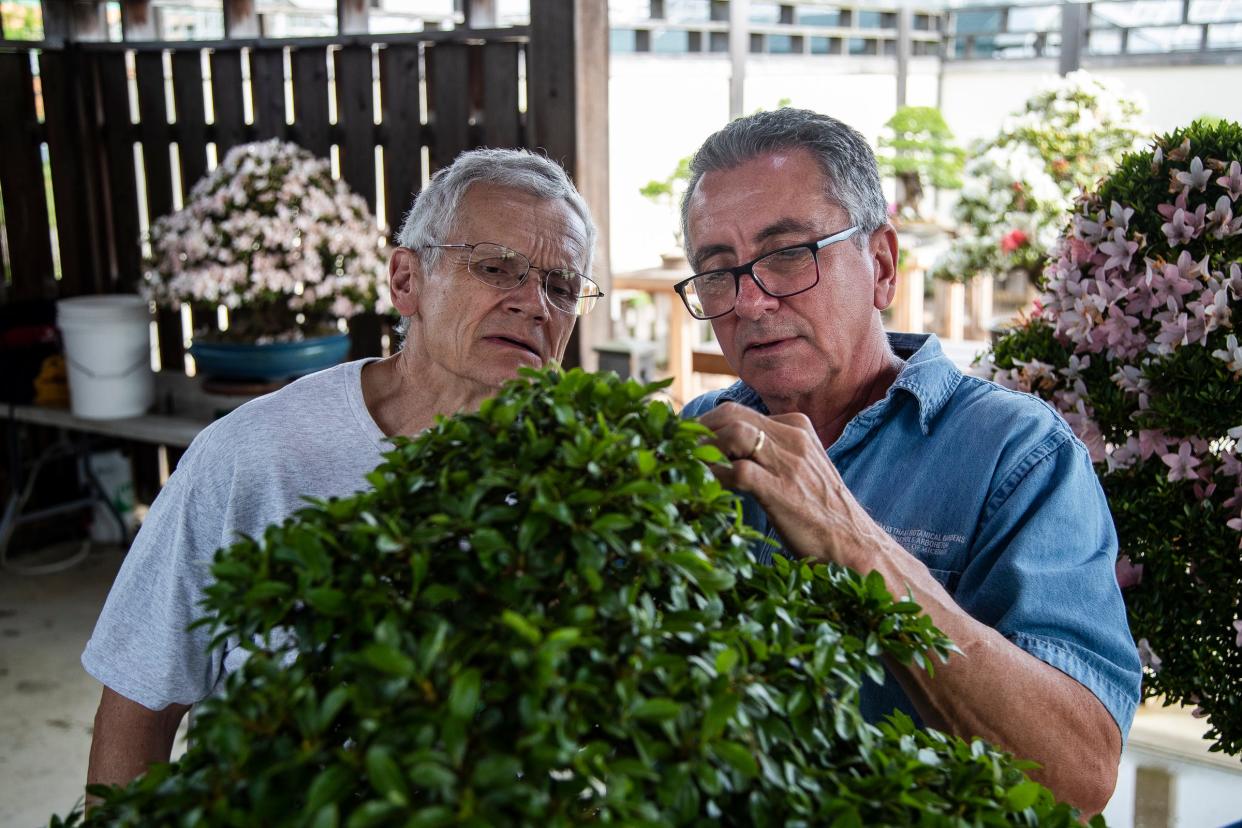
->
<box><xmin>505</xmin><ymin>270</ymin><xmax>550</xmax><ymax>319</ymax></box>
<box><xmin>733</xmin><ymin>271</ymin><xmax>778</xmax><ymax>319</ymax></box>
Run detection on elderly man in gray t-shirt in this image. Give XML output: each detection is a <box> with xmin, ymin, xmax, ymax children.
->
<box><xmin>82</xmin><ymin>148</ymin><xmax>602</xmax><ymax>793</ymax></box>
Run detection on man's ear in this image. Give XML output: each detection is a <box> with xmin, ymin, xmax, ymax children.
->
<box><xmin>388</xmin><ymin>247</ymin><xmax>422</xmax><ymax>318</ymax></box>
<box><xmin>869</xmin><ymin>224</ymin><xmax>899</xmax><ymax>311</ymax></box>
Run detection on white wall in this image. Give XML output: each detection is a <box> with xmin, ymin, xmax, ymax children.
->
<box><xmin>938</xmin><ymin>59</ymin><xmax>1242</xmax><ymax>147</ymax></box>
<box><xmin>609</xmin><ymin>54</ymin><xmax>939</xmax><ymax>272</ymax></box>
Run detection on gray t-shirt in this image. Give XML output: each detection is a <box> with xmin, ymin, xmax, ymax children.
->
<box><xmin>82</xmin><ymin>359</ymin><xmax>389</xmax><ymax>710</ymax></box>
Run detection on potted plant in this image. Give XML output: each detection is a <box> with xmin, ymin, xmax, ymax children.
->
<box><xmin>143</xmin><ymin>139</ymin><xmax>392</xmax><ymax>381</ymax></box>
<box><xmin>62</xmin><ymin>368</ymin><xmax>1094</xmax><ymax>826</ymax></box>
<box><xmin>639</xmin><ymin>155</ymin><xmax>692</xmax><ymax>267</ymax></box>
<box><xmin>876</xmin><ymin>105</ymin><xmax>964</xmax><ymax>224</ymax></box>
<box><xmin>977</xmin><ymin>118</ymin><xmax>1242</xmax><ymax>755</ymax></box>
<box><xmin>933</xmin><ymin>72</ymin><xmax>1145</xmax><ymax>293</ymax></box>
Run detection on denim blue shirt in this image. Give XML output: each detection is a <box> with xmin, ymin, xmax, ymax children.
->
<box><xmin>682</xmin><ymin>332</ymin><xmax>1141</xmax><ymax>739</ymax></box>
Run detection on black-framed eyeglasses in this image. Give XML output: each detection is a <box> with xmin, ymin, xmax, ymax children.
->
<box><xmin>423</xmin><ymin>242</ymin><xmax>603</xmax><ymax>316</ymax></box>
<box><xmin>674</xmin><ymin>226</ymin><xmax>860</xmax><ymax>320</ymax></box>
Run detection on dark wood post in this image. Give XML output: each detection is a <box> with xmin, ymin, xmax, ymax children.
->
<box><xmin>528</xmin><ymin>0</ymin><xmax>611</xmax><ymax>369</ymax></box>
<box><xmin>338</xmin><ymin>0</ymin><xmax>369</xmax><ymax>35</ymax></box>
<box><xmin>120</xmin><ymin>0</ymin><xmax>157</xmax><ymax>40</ymax></box>
<box><xmin>224</xmin><ymin>0</ymin><xmax>260</xmax><ymax>39</ymax></box>
<box><xmin>41</xmin><ymin>0</ymin><xmax>108</xmax><ymax>44</ymax></box>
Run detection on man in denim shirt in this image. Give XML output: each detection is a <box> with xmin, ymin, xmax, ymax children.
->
<box><xmin>676</xmin><ymin>109</ymin><xmax>1140</xmax><ymax>816</ymax></box>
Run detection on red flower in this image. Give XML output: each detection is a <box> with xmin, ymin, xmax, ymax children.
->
<box><xmin>1000</xmin><ymin>229</ymin><xmax>1029</xmax><ymax>253</ymax></box>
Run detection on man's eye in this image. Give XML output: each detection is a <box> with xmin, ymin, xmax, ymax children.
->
<box><xmin>699</xmin><ymin>272</ymin><xmax>732</xmax><ymax>289</ymax></box>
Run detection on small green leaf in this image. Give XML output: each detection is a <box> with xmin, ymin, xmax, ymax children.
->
<box><xmin>365</xmin><ymin>745</ymin><xmax>409</xmax><ymax>805</ymax></box>
<box><xmin>448</xmin><ymin>668</ymin><xmax>481</xmax><ymax>719</ymax></box>
<box><xmin>713</xmin><ymin>740</ymin><xmax>758</xmax><ymax>777</ymax></box>
<box><xmin>1006</xmin><ymin>780</ymin><xmax>1043</xmax><ymax>810</ymax></box>
<box><xmin>631</xmin><ymin>697</ymin><xmax>682</xmax><ymax>721</ymax></box>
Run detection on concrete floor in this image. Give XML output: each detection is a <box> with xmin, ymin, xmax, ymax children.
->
<box><xmin>0</xmin><ymin>543</ymin><xmax>131</xmax><ymax>828</ymax></box>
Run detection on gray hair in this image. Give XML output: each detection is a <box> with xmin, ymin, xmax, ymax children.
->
<box><xmin>392</xmin><ymin>148</ymin><xmax>597</xmax><ymax>342</ymax></box>
<box><xmin>397</xmin><ymin>147</ymin><xmax>596</xmax><ymax>272</ymax></box>
<box><xmin>679</xmin><ymin>108</ymin><xmax>888</xmax><ymax>268</ymax></box>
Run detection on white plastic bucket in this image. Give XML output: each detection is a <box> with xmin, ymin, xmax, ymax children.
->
<box><xmin>57</xmin><ymin>295</ymin><xmax>155</xmax><ymax>419</ymax></box>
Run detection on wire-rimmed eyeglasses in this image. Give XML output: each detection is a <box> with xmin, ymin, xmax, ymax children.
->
<box><xmin>674</xmin><ymin>226</ymin><xmax>860</xmax><ymax>320</ymax></box>
<box><xmin>424</xmin><ymin>242</ymin><xmax>604</xmax><ymax>317</ymax></box>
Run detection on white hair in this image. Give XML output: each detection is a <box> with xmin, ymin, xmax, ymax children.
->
<box><xmin>390</xmin><ymin>148</ymin><xmax>596</xmax><ymax>343</ymax></box>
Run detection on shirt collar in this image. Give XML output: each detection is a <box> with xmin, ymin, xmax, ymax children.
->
<box><xmin>885</xmin><ymin>333</ymin><xmax>962</xmax><ymax>435</ymax></box>
<box><xmin>714</xmin><ymin>332</ymin><xmax>962</xmax><ymax>436</ymax></box>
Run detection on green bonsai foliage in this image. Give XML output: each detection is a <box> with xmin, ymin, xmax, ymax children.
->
<box><xmin>640</xmin><ymin>156</ymin><xmax>692</xmax><ymax>251</ymax></box>
<box><xmin>60</xmin><ymin>369</ymin><xmax>1093</xmax><ymax>826</ymax></box>
<box><xmin>877</xmin><ymin>106</ymin><xmax>965</xmax><ymax>219</ymax></box>
<box><xmin>980</xmin><ymin>119</ymin><xmax>1242</xmax><ymax>756</ymax></box>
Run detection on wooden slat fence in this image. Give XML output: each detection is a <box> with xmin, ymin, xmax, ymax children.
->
<box><xmin>0</xmin><ymin>28</ymin><xmax>533</xmax><ymax>370</ymax></box>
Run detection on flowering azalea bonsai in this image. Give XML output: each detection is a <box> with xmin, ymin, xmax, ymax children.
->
<box><xmin>143</xmin><ymin>139</ymin><xmax>391</xmax><ymax>342</ymax></box>
<box><xmin>979</xmin><ymin>118</ymin><xmax>1242</xmax><ymax>755</ymax></box>
<box><xmin>933</xmin><ymin>72</ymin><xmax>1145</xmax><ymax>286</ymax></box>
<box><xmin>56</xmin><ymin>369</ymin><xmax>1095</xmax><ymax>826</ymax></box>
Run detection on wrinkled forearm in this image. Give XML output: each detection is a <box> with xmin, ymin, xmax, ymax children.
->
<box><xmin>837</xmin><ymin>536</ymin><xmax>1121</xmax><ymax>816</ymax></box>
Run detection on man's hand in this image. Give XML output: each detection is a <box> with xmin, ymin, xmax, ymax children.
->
<box><xmin>86</xmin><ymin>687</ymin><xmax>189</xmax><ymax>805</ymax></box>
<box><xmin>694</xmin><ymin>401</ymin><xmax>1121</xmax><ymax>816</ymax></box>
<box><xmin>698</xmin><ymin>402</ymin><xmax>889</xmax><ymax>572</ymax></box>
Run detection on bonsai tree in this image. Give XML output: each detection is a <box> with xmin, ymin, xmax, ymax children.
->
<box><xmin>933</xmin><ymin>71</ymin><xmax>1145</xmax><ymax>286</ymax></box>
<box><xmin>60</xmin><ymin>369</ymin><xmax>1094</xmax><ymax>825</ymax></box>
<box><xmin>876</xmin><ymin>106</ymin><xmax>964</xmax><ymax>220</ymax></box>
<box><xmin>639</xmin><ymin>155</ymin><xmax>693</xmax><ymax>254</ymax></box>
<box><xmin>978</xmin><ymin>119</ymin><xmax>1242</xmax><ymax>756</ymax></box>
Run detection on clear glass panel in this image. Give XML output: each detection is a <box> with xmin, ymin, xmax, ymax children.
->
<box><xmin>768</xmin><ymin>34</ymin><xmax>796</xmax><ymax>52</ymax></box>
<box><xmin>1188</xmin><ymin>0</ymin><xmax>1242</xmax><ymax>23</ymax></box>
<box><xmin>857</xmin><ymin>10</ymin><xmax>883</xmax><ymax>28</ymax></box>
<box><xmin>1127</xmin><ymin>23</ymin><xmax>1204</xmax><ymax>50</ymax></box>
<box><xmin>800</xmin><ymin>6</ymin><xmax>842</xmax><ymax>26</ymax></box>
<box><xmin>1088</xmin><ymin>28</ymin><xmax>1125</xmax><ymax>53</ymax></box>
<box><xmin>651</xmin><ymin>29</ymin><xmax>690</xmax><ymax>52</ymax></box>
<box><xmin>1008</xmin><ymin>5</ymin><xmax>1061</xmax><ymax>32</ymax></box>
<box><xmin>1091</xmin><ymin>0</ymin><xmax>1184</xmax><ymax>27</ymax></box>
<box><xmin>610</xmin><ymin>28</ymin><xmax>638</xmax><ymax>52</ymax></box>
<box><xmin>809</xmin><ymin>35</ymin><xmax>832</xmax><ymax>53</ymax></box>
<box><xmin>954</xmin><ymin>10</ymin><xmax>1002</xmax><ymax>34</ymax></box>
<box><xmin>1207</xmin><ymin>20</ymin><xmax>1242</xmax><ymax>45</ymax></box>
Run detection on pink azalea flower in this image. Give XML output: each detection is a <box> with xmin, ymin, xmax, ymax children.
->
<box><xmin>1160</xmin><ymin>203</ymin><xmax>1208</xmax><ymax>245</ymax></box>
<box><xmin>1108</xmin><ymin>200</ymin><xmax>1135</xmax><ymax>231</ymax></box>
<box><xmin>1217</xmin><ymin>160</ymin><xmax>1242</xmax><ymax>200</ymax></box>
<box><xmin>1161</xmin><ymin>440</ymin><xmax>1200</xmax><ymax>482</ymax></box>
<box><xmin>1220</xmin><ymin>453</ymin><xmax>1242</xmax><ymax>479</ymax></box>
<box><xmin>1175</xmin><ymin>156</ymin><xmax>1213</xmax><ymax>191</ymax></box>
<box><xmin>1156</xmin><ymin>190</ymin><xmax>1189</xmax><ymax>221</ymax></box>
<box><xmin>1098</xmin><ymin>229</ymin><xmax>1139</xmax><ymax>274</ymax></box>
<box><xmin>1115</xmin><ymin>554</ymin><xmax>1144</xmax><ymax>589</ymax></box>
<box><xmin>1138</xmin><ymin>429</ymin><xmax>1169</xmax><ymax>460</ymax></box>
<box><xmin>1212</xmin><ymin>334</ymin><xmax>1242</xmax><ymax>374</ymax></box>
<box><xmin>1192</xmin><ymin>481</ymin><xmax>1217</xmax><ymax>499</ymax></box>
<box><xmin>1207</xmin><ymin>195</ymin><xmax>1242</xmax><ymax>239</ymax></box>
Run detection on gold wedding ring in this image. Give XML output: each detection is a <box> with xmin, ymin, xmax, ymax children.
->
<box><xmin>749</xmin><ymin>428</ymin><xmax>766</xmax><ymax>460</ymax></box>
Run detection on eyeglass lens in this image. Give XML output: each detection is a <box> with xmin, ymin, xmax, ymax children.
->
<box><xmin>467</xmin><ymin>243</ymin><xmax>596</xmax><ymax>315</ymax></box>
<box><xmin>683</xmin><ymin>245</ymin><xmax>817</xmax><ymax>318</ymax></box>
